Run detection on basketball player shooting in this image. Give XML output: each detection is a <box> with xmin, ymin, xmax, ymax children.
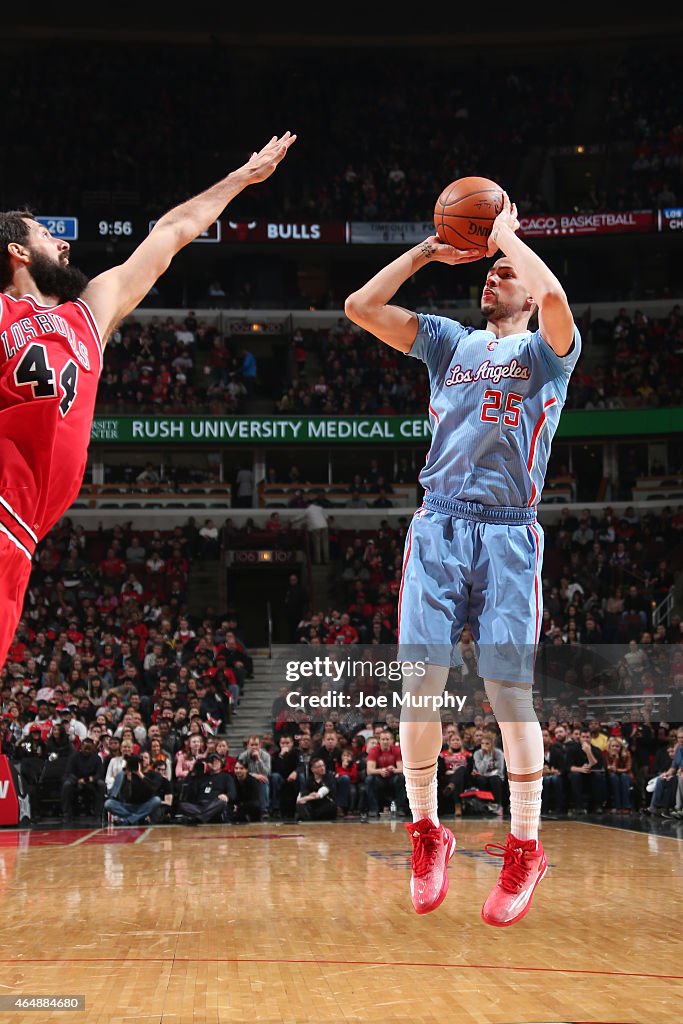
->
<box><xmin>344</xmin><ymin>193</ymin><xmax>581</xmax><ymax>926</ymax></box>
<box><xmin>0</xmin><ymin>131</ymin><xmax>296</xmax><ymax>669</ymax></box>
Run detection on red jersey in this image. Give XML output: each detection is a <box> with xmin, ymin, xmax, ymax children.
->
<box><xmin>0</xmin><ymin>293</ymin><xmax>103</xmax><ymax>550</ymax></box>
<box><xmin>441</xmin><ymin>748</ymin><xmax>471</xmax><ymax>770</ymax></box>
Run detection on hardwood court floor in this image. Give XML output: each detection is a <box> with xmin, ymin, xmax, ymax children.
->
<box><xmin>0</xmin><ymin>817</ymin><xmax>680</xmax><ymax>1024</ymax></box>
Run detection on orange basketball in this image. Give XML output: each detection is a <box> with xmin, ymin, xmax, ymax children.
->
<box><xmin>434</xmin><ymin>176</ymin><xmax>504</xmax><ymax>251</ymax></box>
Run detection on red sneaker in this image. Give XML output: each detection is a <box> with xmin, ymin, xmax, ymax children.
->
<box><xmin>405</xmin><ymin>818</ymin><xmax>456</xmax><ymax>915</ymax></box>
<box><xmin>481</xmin><ymin>833</ymin><xmax>548</xmax><ymax>927</ymax></box>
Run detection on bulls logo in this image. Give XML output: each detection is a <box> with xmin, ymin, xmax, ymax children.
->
<box><xmin>227</xmin><ymin>220</ymin><xmax>258</xmax><ymax>241</ymax></box>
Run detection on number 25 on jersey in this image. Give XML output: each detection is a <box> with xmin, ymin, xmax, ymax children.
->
<box><xmin>480</xmin><ymin>389</ymin><xmax>523</xmax><ymax>428</ymax></box>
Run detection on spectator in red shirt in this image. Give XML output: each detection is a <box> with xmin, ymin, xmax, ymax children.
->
<box><xmin>8</xmin><ymin>634</ymin><xmax>28</xmax><ymax>663</ymax></box>
<box><xmin>166</xmin><ymin>547</ymin><xmax>189</xmax><ymax>582</ymax></box>
<box><xmin>325</xmin><ymin>613</ymin><xmax>359</xmax><ymax>645</ymax></box>
<box><xmin>173</xmin><ymin>618</ymin><xmax>196</xmax><ymax>648</ymax></box>
<box><xmin>99</xmin><ymin>549</ymin><xmax>127</xmax><ymax>581</ymax></box>
<box><xmin>66</xmin><ymin>620</ymin><xmax>84</xmax><ymax>647</ymax></box>
<box><xmin>214</xmin><ymin>738</ymin><xmax>237</xmax><ymax>774</ymax></box>
<box><xmin>216</xmin><ymin>629</ymin><xmax>253</xmax><ymax>682</ymax></box>
<box><xmin>265</xmin><ymin>512</ymin><xmax>284</xmax><ymax>533</ymax></box>
<box><xmin>22</xmin><ymin>699</ymin><xmax>55</xmax><ymax>742</ymax></box>
<box><xmin>365</xmin><ymin>729</ymin><xmax>408</xmax><ymax>817</ymax></box>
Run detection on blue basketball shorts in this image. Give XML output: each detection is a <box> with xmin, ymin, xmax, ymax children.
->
<box><xmin>397</xmin><ymin>495</ymin><xmax>544</xmax><ymax>684</ymax></box>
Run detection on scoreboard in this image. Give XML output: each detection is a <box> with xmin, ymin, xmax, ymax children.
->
<box><xmin>36</xmin><ymin>213</ymin><xmax>344</xmax><ymax>246</ymax></box>
<box><xmin>35</xmin><ymin>216</ymin><xmax>79</xmax><ymax>241</ymax></box>
<box><xmin>35</xmin><ymin>214</ymin><xmax>216</xmax><ymax>244</ymax></box>
<box><xmin>35</xmin><ymin>210</ymin><xmax>683</xmax><ymax>247</ymax></box>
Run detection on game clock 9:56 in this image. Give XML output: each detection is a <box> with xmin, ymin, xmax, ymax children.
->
<box><xmin>98</xmin><ymin>220</ymin><xmax>134</xmax><ymax>237</ymax></box>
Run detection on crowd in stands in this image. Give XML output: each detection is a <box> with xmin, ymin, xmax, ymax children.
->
<box><xmin>565</xmin><ymin>304</ymin><xmax>683</xmax><ymax>410</ymax></box>
<box><xmin>279</xmin><ymin>305</ymin><xmax>683</xmax><ymax>417</ymax></box>
<box><xmin>97</xmin><ymin>313</ymin><xmax>257</xmax><ymax>415</ymax></box>
<box><xmin>11</xmin><ymin>496</ymin><xmax>680</xmax><ymax>666</ymax></box>
<box><xmin>263</xmin><ymin>711</ymin><xmax>683</xmax><ymax>821</ymax></box>
<box><xmin>6</xmin><ymin>666</ymin><xmax>682</xmax><ymax>827</ymax></box>
<box><xmin>2</xmin><ymin>38</ymin><xmax>679</xmax><ymax>224</ymax></box>
<box><xmin>3</xmin><ymin>28</ymin><xmax>683</xmax><ymax>838</ymax></box>
<box><xmin>102</xmin><ymin>460</ymin><xmax>218</xmax><ymax>489</ymax></box>
<box><xmin>0</xmin><ymin>515</ymin><xmax>255</xmax><ymax>823</ymax></box>
<box><xmin>89</xmin><ymin>301</ymin><xmax>683</xmax><ymax>419</ymax></box>
<box><xmin>276</xmin><ymin>322</ymin><xmax>429</xmax><ymax>416</ymax></box>
<box><xmin>276</xmin><ymin>498</ymin><xmax>683</xmax><ymax>826</ymax></box>
<box><xmin>95</xmin><ymin>455</ymin><xmax>414</xmax><ymax>516</ymax></box>
<box><xmin>288</xmin><ymin>501</ymin><xmax>683</xmax><ymax>648</ymax></box>
<box><xmin>3</xmin><ymin>499</ymin><xmax>683</xmax><ymax>828</ymax></box>
<box><xmin>258</xmin><ymin>455</ymin><xmax>416</xmax><ymax>512</ymax></box>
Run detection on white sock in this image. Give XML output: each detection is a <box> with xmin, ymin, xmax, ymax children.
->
<box><xmin>403</xmin><ymin>764</ymin><xmax>439</xmax><ymax>826</ymax></box>
<box><xmin>399</xmin><ymin>664</ymin><xmax>449</xmax><ymax>829</ymax></box>
<box><xmin>509</xmin><ymin>778</ymin><xmax>542</xmax><ymax>842</ymax></box>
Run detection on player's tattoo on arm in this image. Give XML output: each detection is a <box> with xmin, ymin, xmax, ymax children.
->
<box><xmin>419</xmin><ymin>239</ymin><xmax>437</xmax><ymax>259</ymax></box>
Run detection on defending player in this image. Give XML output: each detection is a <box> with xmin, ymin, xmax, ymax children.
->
<box><xmin>344</xmin><ymin>194</ymin><xmax>581</xmax><ymax>926</ymax></box>
<box><xmin>0</xmin><ymin>131</ymin><xmax>296</xmax><ymax>669</ymax></box>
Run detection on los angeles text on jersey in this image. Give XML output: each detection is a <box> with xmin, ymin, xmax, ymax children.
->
<box><xmin>445</xmin><ymin>358</ymin><xmax>530</xmax><ymax>387</ymax></box>
<box><xmin>1</xmin><ymin>312</ymin><xmax>91</xmax><ymax>370</ymax></box>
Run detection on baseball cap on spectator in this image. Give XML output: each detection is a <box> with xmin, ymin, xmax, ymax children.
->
<box><xmin>207</xmin><ymin>752</ymin><xmax>223</xmax><ymax>763</ymax></box>
<box><xmin>35</xmin><ymin>687</ymin><xmax>54</xmax><ymax>702</ymax></box>
<box><xmin>29</xmin><ymin>725</ymin><xmax>42</xmax><ymax>733</ymax></box>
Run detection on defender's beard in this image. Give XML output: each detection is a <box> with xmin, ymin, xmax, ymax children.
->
<box><xmin>28</xmin><ymin>250</ymin><xmax>90</xmax><ymax>303</ymax></box>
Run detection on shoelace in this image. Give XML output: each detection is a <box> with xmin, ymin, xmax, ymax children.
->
<box><xmin>484</xmin><ymin>841</ymin><xmax>532</xmax><ymax>893</ymax></box>
<box><xmin>408</xmin><ymin>827</ymin><xmax>439</xmax><ymax>877</ymax></box>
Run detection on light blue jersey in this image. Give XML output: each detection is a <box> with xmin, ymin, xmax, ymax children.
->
<box><xmin>397</xmin><ymin>313</ymin><xmax>581</xmax><ymax>681</ymax></box>
<box><xmin>409</xmin><ymin>314</ymin><xmax>582</xmax><ymax>507</ymax></box>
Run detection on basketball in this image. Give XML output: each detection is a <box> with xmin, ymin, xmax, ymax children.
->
<box><xmin>434</xmin><ymin>176</ymin><xmax>504</xmax><ymax>251</ymax></box>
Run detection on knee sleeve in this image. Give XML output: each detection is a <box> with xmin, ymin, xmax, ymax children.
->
<box><xmin>484</xmin><ymin>678</ymin><xmax>543</xmax><ymax>775</ymax></box>
<box><xmin>401</xmin><ymin>663</ymin><xmax>450</xmax><ymax>701</ymax></box>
